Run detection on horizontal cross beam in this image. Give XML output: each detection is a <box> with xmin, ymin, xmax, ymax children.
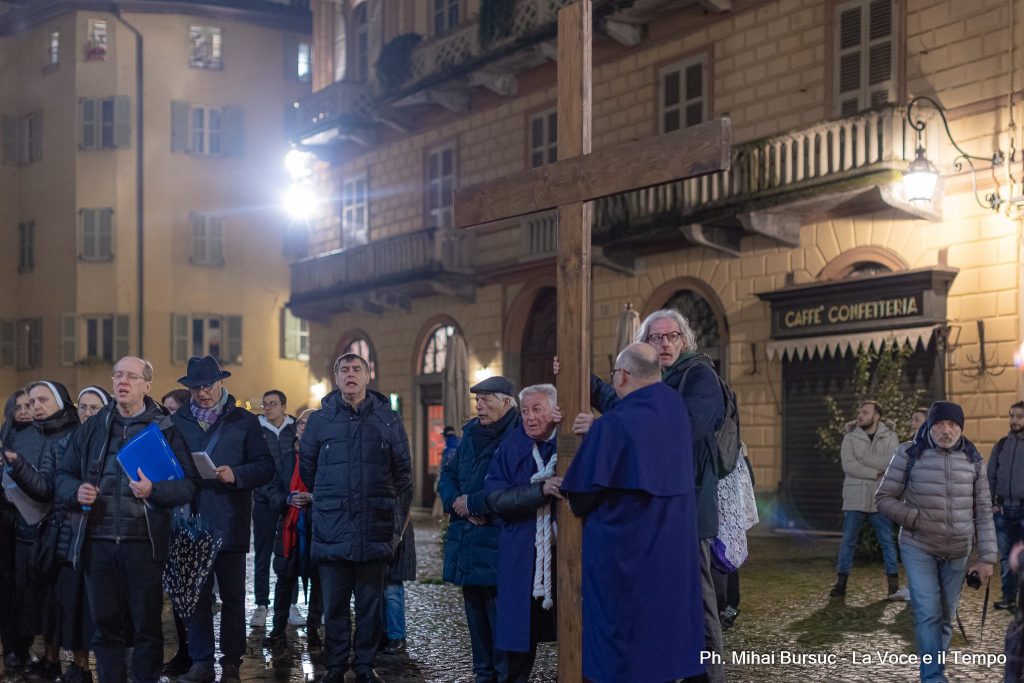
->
<box><xmin>454</xmin><ymin>116</ymin><xmax>731</xmax><ymax>230</ymax></box>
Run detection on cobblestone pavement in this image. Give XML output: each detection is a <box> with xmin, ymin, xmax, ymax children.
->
<box><xmin>3</xmin><ymin>513</ymin><xmax>1013</xmax><ymax>682</ymax></box>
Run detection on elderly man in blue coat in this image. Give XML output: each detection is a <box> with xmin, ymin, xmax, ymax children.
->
<box><xmin>439</xmin><ymin>375</ymin><xmax>521</xmax><ymax>683</ymax></box>
<box><xmin>484</xmin><ymin>383</ymin><xmax>562</xmax><ymax>683</ymax></box>
<box><xmin>171</xmin><ymin>356</ymin><xmax>276</xmax><ymax>683</ymax></box>
<box><xmin>563</xmin><ymin>343</ymin><xmax>705</xmax><ymax>683</ymax></box>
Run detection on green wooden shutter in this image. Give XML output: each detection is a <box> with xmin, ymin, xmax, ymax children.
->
<box><xmin>80</xmin><ymin>98</ymin><xmax>97</xmax><ymax>149</ymax></box>
<box><xmin>114</xmin><ymin>315</ymin><xmax>130</xmax><ymax>359</ymax></box>
<box><xmin>171</xmin><ymin>314</ymin><xmax>189</xmax><ymax>364</ymax></box>
<box><xmin>60</xmin><ymin>313</ymin><xmax>76</xmax><ymax>366</ymax></box>
<box><xmin>100</xmin><ymin>208</ymin><xmax>114</xmax><ymax>258</ymax></box>
<box><xmin>81</xmin><ymin>209</ymin><xmax>96</xmax><ymax>259</ymax></box>
<box><xmin>114</xmin><ymin>96</ymin><xmax>131</xmax><ymax>148</ymax></box>
<box><xmin>171</xmin><ymin>101</ymin><xmax>190</xmax><ymax>153</ymax></box>
<box><xmin>0</xmin><ymin>321</ymin><xmax>14</xmax><ymax>367</ymax></box>
<box><xmin>281</xmin><ymin>308</ymin><xmax>298</xmax><ymax>359</ymax></box>
<box><xmin>2</xmin><ymin>115</ymin><xmax>16</xmax><ymax>165</ymax></box>
<box><xmin>210</xmin><ymin>216</ymin><xmax>223</xmax><ymax>263</ymax></box>
<box><xmin>29</xmin><ymin>111</ymin><xmax>42</xmax><ymax>162</ymax></box>
<box><xmin>28</xmin><ymin>318</ymin><xmax>42</xmax><ymax>368</ymax></box>
<box><xmin>225</xmin><ymin>315</ymin><xmax>242</xmax><ymax>365</ymax></box>
<box><xmin>221</xmin><ymin>105</ymin><xmax>244</xmax><ymax>157</ymax></box>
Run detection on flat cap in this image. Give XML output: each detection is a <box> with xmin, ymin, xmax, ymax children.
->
<box><xmin>470</xmin><ymin>375</ymin><xmax>515</xmax><ymax>396</ymax></box>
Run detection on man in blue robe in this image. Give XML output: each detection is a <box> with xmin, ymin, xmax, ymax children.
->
<box><xmin>562</xmin><ymin>343</ymin><xmax>705</xmax><ymax>683</ymax></box>
<box><xmin>485</xmin><ymin>384</ymin><xmax>563</xmax><ymax>683</ymax></box>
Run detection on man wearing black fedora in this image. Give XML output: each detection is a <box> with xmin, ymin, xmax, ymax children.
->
<box><xmin>171</xmin><ymin>356</ymin><xmax>275</xmax><ymax>683</ymax></box>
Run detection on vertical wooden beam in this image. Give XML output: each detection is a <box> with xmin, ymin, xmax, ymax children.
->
<box><xmin>554</xmin><ymin>2</ymin><xmax>590</xmax><ymax>682</ymax></box>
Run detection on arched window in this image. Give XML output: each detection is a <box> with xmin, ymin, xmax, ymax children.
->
<box><xmin>339</xmin><ymin>334</ymin><xmax>376</xmax><ymax>380</ymax></box>
<box><xmin>420</xmin><ymin>325</ymin><xmax>454</xmax><ymax>375</ymax></box>
<box><xmin>663</xmin><ymin>288</ymin><xmax>726</xmax><ymax>373</ymax></box>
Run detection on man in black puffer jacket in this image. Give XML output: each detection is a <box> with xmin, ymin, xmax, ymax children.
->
<box><xmin>56</xmin><ymin>357</ymin><xmax>199</xmax><ymax>683</ymax></box>
<box><xmin>300</xmin><ymin>353</ymin><xmax>412</xmax><ymax>683</ymax></box>
<box><xmin>171</xmin><ymin>356</ymin><xmax>275</xmax><ymax>683</ymax></box>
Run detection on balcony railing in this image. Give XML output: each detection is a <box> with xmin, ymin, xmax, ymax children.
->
<box><xmin>595</xmin><ymin>105</ymin><xmax>918</xmax><ymax>238</ymax></box>
<box><xmin>290</xmin><ymin>227</ymin><xmax>475</xmax><ymax>310</ymax></box>
<box><xmin>294</xmin><ymin>79</ymin><xmax>376</xmax><ymax>145</ymax></box>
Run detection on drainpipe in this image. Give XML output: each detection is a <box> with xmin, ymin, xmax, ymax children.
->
<box><xmin>113</xmin><ymin>8</ymin><xmax>144</xmax><ymax>357</ymax></box>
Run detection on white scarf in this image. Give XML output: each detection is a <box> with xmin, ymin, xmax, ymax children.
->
<box><xmin>530</xmin><ymin>442</ymin><xmax>557</xmax><ymax>610</ymax></box>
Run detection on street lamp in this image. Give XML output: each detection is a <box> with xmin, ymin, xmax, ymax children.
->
<box><xmin>283</xmin><ymin>184</ymin><xmax>318</xmax><ymax>221</ymax></box>
<box><xmin>904</xmin><ymin>95</ymin><xmax>1004</xmax><ymax>209</ymax></box>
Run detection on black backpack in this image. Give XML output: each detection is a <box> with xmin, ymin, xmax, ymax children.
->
<box><xmin>680</xmin><ymin>356</ymin><xmax>741</xmax><ymax>479</ymax></box>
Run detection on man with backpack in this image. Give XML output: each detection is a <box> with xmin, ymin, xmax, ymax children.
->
<box><xmin>876</xmin><ymin>401</ymin><xmax>996</xmax><ymax>683</ymax></box>
<box><xmin>568</xmin><ymin>308</ymin><xmax>731</xmax><ymax>683</ymax></box>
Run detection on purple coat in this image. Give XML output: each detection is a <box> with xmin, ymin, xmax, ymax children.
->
<box><xmin>484</xmin><ymin>425</ymin><xmax>558</xmax><ymax>653</ymax></box>
<box><xmin>561</xmin><ymin>382</ymin><xmax>705</xmax><ymax>682</ymax></box>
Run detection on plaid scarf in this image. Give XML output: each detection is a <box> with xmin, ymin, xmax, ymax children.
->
<box><xmin>191</xmin><ymin>388</ymin><xmax>229</xmax><ymax>431</ymax></box>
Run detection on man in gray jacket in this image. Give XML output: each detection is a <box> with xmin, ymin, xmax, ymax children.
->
<box><xmin>876</xmin><ymin>401</ymin><xmax>996</xmax><ymax>683</ymax></box>
<box><xmin>829</xmin><ymin>401</ymin><xmax>902</xmax><ymax>599</ymax></box>
<box><xmin>987</xmin><ymin>400</ymin><xmax>1024</xmax><ymax>610</ymax></box>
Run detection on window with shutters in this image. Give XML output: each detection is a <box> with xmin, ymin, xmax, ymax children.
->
<box><xmin>660</xmin><ymin>55</ymin><xmax>708</xmax><ymax>133</ymax></box>
<box><xmin>189</xmin><ymin>26</ymin><xmax>223</xmax><ymax>70</ymax></box>
<box><xmin>190</xmin><ymin>214</ymin><xmax>224</xmax><ymax>266</ymax></box>
<box><xmin>342</xmin><ymin>175</ymin><xmax>368</xmax><ymax>247</ymax></box>
<box><xmin>352</xmin><ymin>2</ymin><xmax>369</xmax><ymax>81</ymax></box>
<box><xmin>280</xmin><ymin>308</ymin><xmax>309</xmax><ymax>361</ymax></box>
<box><xmin>528</xmin><ymin>109</ymin><xmax>557</xmax><ymax>168</ymax></box>
<box><xmin>171</xmin><ymin>314</ymin><xmax>242</xmax><ymax>365</ymax></box>
<box><xmin>835</xmin><ymin>0</ymin><xmax>895</xmax><ymax>116</ymax></box>
<box><xmin>46</xmin><ymin>31</ymin><xmax>59</xmax><ymax>69</ymax></box>
<box><xmin>426</xmin><ymin>143</ymin><xmax>456</xmax><ymax>229</ymax></box>
<box><xmin>15</xmin><ymin>318</ymin><xmax>42</xmax><ymax>370</ymax></box>
<box><xmin>333</xmin><ymin>10</ymin><xmax>347</xmax><ymax>82</ymax></box>
<box><xmin>171</xmin><ymin>102</ymin><xmax>242</xmax><ymax>157</ymax></box>
<box><xmin>86</xmin><ymin>20</ymin><xmax>107</xmax><ymax>61</ymax></box>
<box><xmin>18</xmin><ymin>221</ymin><xmax>34</xmax><ymax>273</ymax></box>
<box><xmin>190</xmin><ymin>105</ymin><xmax>221</xmax><ymax>155</ymax></box>
<box><xmin>79</xmin><ymin>208</ymin><xmax>114</xmax><ymax>261</ymax></box>
<box><xmin>0</xmin><ymin>321</ymin><xmax>16</xmax><ymax>368</ymax></box>
<box><xmin>80</xmin><ymin>315</ymin><xmax>129</xmax><ymax>362</ymax></box>
<box><xmin>3</xmin><ymin>112</ymin><xmax>44</xmax><ymax>166</ymax></box>
<box><xmin>433</xmin><ymin>0</ymin><xmax>460</xmax><ymax>35</ymax></box>
<box><xmin>80</xmin><ymin>97</ymin><xmax>130</xmax><ymax>150</ymax></box>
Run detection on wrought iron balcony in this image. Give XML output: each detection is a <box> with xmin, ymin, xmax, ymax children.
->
<box><xmin>289</xmin><ymin>227</ymin><xmax>476</xmax><ymax>318</ymax></box>
<box><xmin>293</xmin><ymin>79</ymin><xmax>377</xmax><ymax>147</ymax></box>
<box><xmin>594</xmin><ymin>105</ymin><xmax>938</xmax><ymax>255</ymax></box>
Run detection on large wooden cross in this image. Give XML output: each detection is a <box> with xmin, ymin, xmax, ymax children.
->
<box><xmin>453</xmin><ymin>1</ymin><xmax>731</xmax><ymax>678</ymax></box>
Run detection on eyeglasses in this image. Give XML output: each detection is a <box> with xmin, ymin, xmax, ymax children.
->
<box><xmin>646</xmin><ymin>331</ymin><xmax>683</xmax><ymax>345</ymax></box>
<box><xmin>261</xmin><ymin>402</ymin><xmax>281</xmax><ymax>409</ymax></box>
<box><xmin>111</xmin><ymin>371</ymin><xmax>145</xmax><ymax>382</ymax></box>
<box><xmin>610</xmin><ymin>367</ymin><xmax>631</xmax><ymax>381</ymax></box>
<box><xmin>190</xmin><ymin>383</ymin><xmax>217</xmax><ymax>393</ymax></box>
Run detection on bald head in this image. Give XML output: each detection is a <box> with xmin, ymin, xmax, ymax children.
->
<box><xmin>613</xmin><ymin>343</ymin><xmax>661</xmax><ymax>398</ymax></box>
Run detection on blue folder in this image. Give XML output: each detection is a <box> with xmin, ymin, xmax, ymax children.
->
<box><xmin>116</xmin><ymin>422</ymin><xmax>186</xmax><ymax>483</ymax></box>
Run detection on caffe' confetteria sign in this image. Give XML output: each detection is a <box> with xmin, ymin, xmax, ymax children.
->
<box><xmin>782</xmin><ymin>294</ymin><xmax>923</xmax><ymax>330</ymax></box>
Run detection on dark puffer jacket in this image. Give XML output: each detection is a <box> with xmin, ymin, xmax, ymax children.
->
<box><xmin>6</xmin><ymin>422</ymin><xmax>49</xmax><ymax>543</ymax></box>
<box><xmin>172</xmin><ymin>396</ymin><xmax>275</xmax><ymax>553</ymax></box>
<box><xmin>439</xmin><ymin>408</ymin><xmax>521</xmax><ymax>587</ymax></box>
<box><xmin>590</xmin><ymin>351</ymin><xmax>724</xmax><ymax>539</ymax></box>
<box><xmin>255</xmin><ymin>415</ymin><xmax>296</xmax><ymax>506</ymax></box>
<box><xmin>300</xmin><ymin>390</ymin><xmax>412</xmax><ymax>564</ymax></box>
<box><xmin>55</xmin><ymin>398</ymin><xmax>199</xmax><ymax>565</ymax></box>
<box><xmin>988</xmin><ymin>431</ymin><xmax>1024</xmax><ymax>503</ymax></box>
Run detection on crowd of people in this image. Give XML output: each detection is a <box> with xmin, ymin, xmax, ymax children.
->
<box><xmin>1</xmin><ymin>307</ymin><xmax>1020</xmax><ymax>683</ymax></box>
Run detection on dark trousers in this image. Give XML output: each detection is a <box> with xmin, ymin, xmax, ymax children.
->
<box><xmin>319</xmin><ymin>559</ymin><xmax>384</xmax><ymax>675</ymax></box>
<box><xmin>713</xmin><ymin>568</ymin><xmax>741</xmax><ymax>611</ymax></box>
<box><xmin>996</xmin><ymin>505</ymin><xmax>1024</xmax><ymax>602</ymax></box>
<box><xmin>83</xmin><ymin>540</ymin><xmax>165</xmax><ymax>683</ymax></box>
<box><xmin>272</xmin><ymin>570</ymin><xmax>323</xmax><ymax>633</ymax></box>
<box><xmin>501</xmin><ymin>597</ymin><xmax>554</xmax><ymax>683</ymax></box>
<box><xmin>0</xmin><ymin>525</ymin><xmax>29</xmax><ymax>659</ymax></box>
<box><xmin>187</xmin><ymin>551</ymin><xmax>246</xmax><ymax>666</ymax></box>
<box><xmin>463</xmin><ymin>585</ymin><xmax>505</xmax><ymax>683</ymax></box>
<box><xmin>252</xmin><ymin>502</ymin><xmax>277</xmax><ymax>607</ymax></box>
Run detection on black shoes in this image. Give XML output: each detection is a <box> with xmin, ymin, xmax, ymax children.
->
<box><xmin>995</xmin><ymin>599</ymin><xmax>1018</xmax><ymax>611</ymax></box>
<box><xmin>219</xmin><ymin>663</ymin><xmax>241</xmax><ymax>683</ymax></box>
<box><xmin>162</xmin><ymin>650</ymin><xmax>193</xmax><ymax>676</ymax></box>
<box><xmin>59</xmin><ymin>664</ymin><xmax>93</xmax><ymax>683</ymax></box>
<box><xmin>829</xmin><ymin>573</ymin><xmax>849</xmax><ymax>598</ymax></box>
<box><xmin>320</xmin><ymin>669</ymin><xmax>347</xmax><ymax>683</ymax></box>
<box><xmin>306</xmin><ymin>624</ymin><xmax>322</xmax><ymax>648</ymax></box>
<box><xmin>262</xmin><ymin>630</ymin><xmax>287</xmax><ymax>648</ymax></box>
<box><xmin>719</xmin><ymin>606</ymin><xmax>739</xmax><ymax>630</ymax></box>
<box><xmin>176</xmin><ymin>661</ymin><xmax>216</xmax><ymax>683</ymax></box>
<box><xmin>31</xmin><ymin>659</ymin><xmax>62</xmax><ymax>681</ymax></box>
<box><xmin>381</xmin><ymin>639</ymin><xmax>407</xmax><ymax>656</ymax></box>
<box><xmin>354</xmin><ymin>670</ymin><xmax>384</xmax><ymax>683</ymax></box>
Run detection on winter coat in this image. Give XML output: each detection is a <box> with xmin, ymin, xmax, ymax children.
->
<box><xmin>6</xmin><ymin>422</ymin><xmax>49</xmax><ymax>542</ymax></box>
<box><xmin>589</xmin><ymin>351</ymin><xmax>724</xmax><ymax>539</ymax></box>
<box><xmin>840</xmin><ymin>422</ymin><xmax>900</xmax><ymax>512</ymax></box>
<box><xmin>299</xmin><ymin>390</ymin><xmax>412</xmax><ymax>564</ymax></box>
<box><xmin>265</xmin><ymin>445</ymin><xmax>312</xmax><ymax>578</ymax></box>
<box><xmin>988</xmin><ymin>431</ymin><xmax>1024</xmax><ymax>504</ymax></box>
<box><xmin>875</xmin><ymin>436</ymin><xmax>997</xmax><ymax>563</ymax></box>
<box><xmin>172</xmin><ymin>396</ymin><xmax>276</xmax><ymax>553</ymax></box>
<box><xmin>439</xmin><ymin>408</ymin><xmax>521</xmax><ymax>586</ymax></box>
<box><xmin>387</xmin><ymin>514</ymin><xmax>417</xmax><ymax>583</ymax></box>
<box><xmin>255</xmin><ymin>415</ymin><xmax>296</xmax><ymax>507</ymax></box>
<box><xmin>55</xmin><ymin>398</ymin><xmax>200</xmax><ymax>565</ymax></box>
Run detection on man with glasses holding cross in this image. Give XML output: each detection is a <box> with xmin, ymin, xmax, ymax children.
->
<box><xmin>171</xmin><ymin>356</ymin><xmax>275</xmax><ymax>683</ymax></box>
<box><xmin>56</xmin><ymin>356</ymin><xmax>200</xmax><ymax>683</ymax></box>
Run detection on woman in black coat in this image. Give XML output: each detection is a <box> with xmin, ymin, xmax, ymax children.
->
<box><xmin>1</xmin><ymin>389</ymin><xmax>32</xmax><ymax>672</ymax></box>
<box><xmin>3</xmin><ymin>381</ymin><xmax>86</xmax><ymax>681</ymax></box>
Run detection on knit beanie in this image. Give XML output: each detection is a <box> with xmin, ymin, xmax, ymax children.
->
<box><xmin>927</xmin><ymin>401</ymin><xmax>964</xmax><ymax>430</ymax></box>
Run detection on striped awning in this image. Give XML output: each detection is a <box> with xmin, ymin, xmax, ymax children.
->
<box><xmin>765</xmin><ymin>324</ymin><xmax>942</xmax><ymax>362</ymax></box>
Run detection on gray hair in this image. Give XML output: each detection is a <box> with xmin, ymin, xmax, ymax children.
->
<box><xmin>494</xmin><ymin>393</ymin><xmax>517</xmax><ymax>409</ymax></box>
<box><xmin>634</xmin><ymin>309</ymin><xmax>697</xmax><ymax>351</ymax></box>
<box><xmin>519</xmin><ymin>383</ymin><xmax>557</xmax><ymax>408</ymax></box>
<box><xmin>617</xmin><ymin>344</ymin><xmax>661</xmax><ymax>381</ymax></box>
<box><xmin>116</xmin><ymin>356</ymin><xmax>154</xmax><ymax>381</ymax></box>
